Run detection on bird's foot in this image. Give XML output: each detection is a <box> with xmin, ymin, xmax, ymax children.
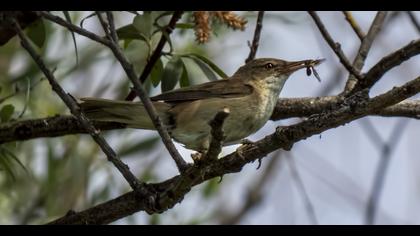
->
<box><xmin>240</xmin><ymin>138</ymin><xmax>254</xmax><ymax>145</ymax></box>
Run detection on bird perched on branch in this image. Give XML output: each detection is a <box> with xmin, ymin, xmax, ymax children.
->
<box><xmin>80</xmin><ymin>58</ymin><xmax>324</xmax><ymax>152</ymax></box>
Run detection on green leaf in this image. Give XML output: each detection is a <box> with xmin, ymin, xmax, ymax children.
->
<box><xmin>116</xmin><ymin>24</ymin><xmax>147</xmax><ymax>41</ymax></box>
<box><xmin>150</xmin><ymin>58</ymin><xmax>164</xmax><ymax>87</ymax></box>
<box><xmin>123</xmin><ymin>39</ymin><xmax>132</xmax><ymax>49</ymax></box>
<box><xmin>191</xmin><ymin>57</ymin><xmax>218</xmax><ymax>81</ymax></box>
<box><xmin>175</xmin><ymin>23</ymin><xmax>195</xmax><ymax>29</ymax></box>
<box><xmin>133</xmin><ymin>12</ymin><xmax>153</xmax><ymax>39</ymax></box>
<box><xmin>118</xmin><ymin>136</ymin><xmax>160</xmax><ymax>157</ymax></box>
<box><xmin>183</xmin><ymin>53</ymin><xmax>228</xmax><ymax>79</ymax></box>
<box><xmin>179</xmin><ymin>60</ymin><xmax>189</xmax><ymax>87</ymax></box>
<box><xmin>26</xmin><ymin>19</ymin><xmax>46</xmax><ymax>48</ymax></box>
<box><xmin>0</xmin><ymin>147</ymin><xmax>28</xmax><ymax>180</ymax></box>
<box><xmin>0</xmin><ymin>104</ymin><xmax>15</xmax><ymax>123</ymax></box>
<box><xmin>161</xmin><ymin>56</ymin><xmax>184</xmax><ymax>92</ymax></box>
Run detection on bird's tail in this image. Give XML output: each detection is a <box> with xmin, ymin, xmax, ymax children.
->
<box><xmin>79</xmin><ymin>97</ymin><xmax>170</xmax><ymax>129</ymax></box>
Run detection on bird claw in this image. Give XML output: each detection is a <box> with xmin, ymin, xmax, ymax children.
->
<box><xmin>240</xmin><ymin>138</ymin><xmax>254</xmax><ymax>145</ymax></box>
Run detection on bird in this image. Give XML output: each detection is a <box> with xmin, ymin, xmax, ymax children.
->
<box><xmin>80</xmin><ymin>58</ymin><xmax>324</xmax><ymax>152</ymax></box>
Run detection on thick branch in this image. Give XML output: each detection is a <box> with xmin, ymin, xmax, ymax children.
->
<box><xmin>2</xmin><ymin>98</ymin><xmax>420</xmax><ymax>144</ymax></box>
<box><xmin>47</xmin><ymin>75</ymin><xmax>420</xmax><ymax>224</ymax></box>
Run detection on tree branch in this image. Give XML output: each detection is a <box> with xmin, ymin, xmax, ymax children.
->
<box><xmin>308</xmin><ymin>11</ymin><xmax>363</xmax><ymax>80</ymax></box>
<box><xmin>245</xmin><ymin>11</ymin><xmax>264</xmax><ymax>64</ymax></box>
<box><xmin>358</xmin><ymin>39</ymin><xmax>420</xmax><ymax>90</ymax></box>
<box><xmin>39</xmin><ymin>11</ymin><xmax>112</xmax><ymax>47</ymax></box>
<box><xmin>407</xmin><ymin>11</ymin><xmax>420</xmax><ymax>34</ymax></box>
<box><xmin>2</xmin><ymin>98</ymin><xmax>420</xmax><ymax>144</ymax></box>
<box><xmin>46</xmin><ymin>75</ymin><xmax>420</xmax><ymax>224</ymax></box>
<box><xmin>12</xmin><ymin>18</ymin><xmax>145</xmax><ymax>193</ymax></box>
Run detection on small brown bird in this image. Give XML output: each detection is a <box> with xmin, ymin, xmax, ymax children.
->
<box><xmin>80</xmin><ymin>58</ymin><xmax>324</xmax><ymax>152</ymax></box>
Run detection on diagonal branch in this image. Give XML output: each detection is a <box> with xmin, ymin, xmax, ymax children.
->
<box><xmin>407</xmin><ymin>11</ymin><xmax>420</xmax><ymax>34</ymax></box>
<box><xmin>245</xmin><ymin>11</ymin><xmax>265</xmax><ymax>63</ymax></box>
<box><xmin>12</xmin><ymin>18</ymin><xmax>145</xmax><ymax>193</ymax></box>
<box><xmin>358</xmin><ymin>39</ymin><xmax>420</xmax><ymax>90</ymax></box>
<box><xmin>308</xmin><ymin>11</ymin><xmax>363</xmax><ymax>80</ymax></box>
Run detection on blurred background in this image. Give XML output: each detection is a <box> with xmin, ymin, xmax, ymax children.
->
<box><xmin>1</xmin><ymin>11</ymin><xmax>420</xmax><ymax>224</ymax></box>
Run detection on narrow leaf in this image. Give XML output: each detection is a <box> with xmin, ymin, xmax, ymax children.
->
<box><xmin>150</xmin><ymin>58</ymin><xmax>164</xmax><ymax>87</ymax></box>
<box><xmin>179</xmin><ymin>60</ymin><xmax>189</xmax><ymax>87</ymax></box>
<box><xmin>118</xmin><ymin>137</ymin><xmax>160</xmax><ymax>157</ymax></box>
<box><xmin>161</xmin><ymin>56</ymin><xmax>184</xmax><ymax>92</ymax></box>
<box><xmin>0</xmin><ymin>104</ymin><xmax>15</xmax><ymax>123</ymax></box>
<box><xmin>191</xmin><ymin>57</ymin><xmax>218</xmax><ymax>81</ymax></box>
<box><xmin>175</xmin><ymin>23</ymin><xmax>195</xmax><ymax>29</ymax></box>
<box><xmin>133</xmin><ymin>13</ymin><xmax>153</xmax><ymax>39</ymax></box>
<box><xmin>26</xmin><ymin>19</ymin><xmax>46</xmax><ymax>48</ymax></box>
<box><xmin>184</xmin><ymin>53</ymin><xmax>228</xmax><ymax>78</ymax></box>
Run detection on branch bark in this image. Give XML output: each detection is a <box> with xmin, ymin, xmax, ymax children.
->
<box><xmin>245</xmin><ymin>11</ymin><xmax>264</xmax><ymax>63</ymax></box>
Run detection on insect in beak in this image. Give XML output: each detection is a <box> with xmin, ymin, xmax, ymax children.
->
<box><xmin>305</xmin><ymin>59</ymin><xmax>325</xmax><ymax>82</ymax></box>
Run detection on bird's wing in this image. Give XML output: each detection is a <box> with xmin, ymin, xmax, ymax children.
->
<box><xmin>150</xmin><ymin>79</ymin><xmax>253</xmax><ymax>103</ymax></box>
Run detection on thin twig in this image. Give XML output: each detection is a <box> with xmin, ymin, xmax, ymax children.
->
<box><xmin>286</xmin><ymin>153</ymin><xmax>318</xmax><ymax>225</ymax></box>
<box><xmin>245</xmin><ymin>11</ymin><xmax>265</xmax><ymax>63</ymax></box>
<box><xmin>407</xmin><ymin>11</ymin><xmax>420</xmax><ymax>34</ymax></box>
<box><xmin>308</xmin><ymin>11</ymin><xmax>363</xmax><ymax>80</ymax></box>
<box><xmin>344</xmin><ymin>11</ymin><xmax>387</xmax><ymax>93</ymax></box>
<box><xmin>104</xmin><ymin>12</ymin><xmax>188</xmax><ymax>173</ymax></box>
<box><xmin>39</xmin><ymin>11</ymin><xmax>112</xmax><ymax>47</ymax></box>
<box><xmin>364</xmin><ymin>119</ymin><xmax>408</xmax><ymax>224</ymax></box>
<box><xmin>12</xmin><ymin>19</ymin><xmax>145</xmax><ymax>193</ymax></box>
<box><xmin>203</xmin><ymin>108</ymin><xmax>230</xmax><ymax>162</ymax></box>
<box><xmin>360</xmin><ymin>38</ymin><xmax>420</xmax><ymax>90</ymax></box>
<box><xmin>106</xmin><ymin>12</ymin><xmax>118</xmax><ymax>42</ymax></box>
<box><xmin>125</xmin><ymin>11</ymin><xmax>184</xmax><ymax>101</ymax></box>
<box><xmin>342</xmin><ymin>11</ymin><xmax>365</xmax><ymax>41</ymax></box>
<box><xmin>95</xmin><ymin>11</ymin><xmax>111</xmax><ymax>40</ymax></box>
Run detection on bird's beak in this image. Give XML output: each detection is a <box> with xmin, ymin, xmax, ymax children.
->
<box><xmin>283</xmin><ymin>58</ymin><xmax>326</xmax><ymax>74</ymax></box>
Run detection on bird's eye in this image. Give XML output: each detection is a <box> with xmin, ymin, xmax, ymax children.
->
<box><xmin>265</xmin><ymin>63</ymin><xmax>274</xmax><ymax>69</ymax></box>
